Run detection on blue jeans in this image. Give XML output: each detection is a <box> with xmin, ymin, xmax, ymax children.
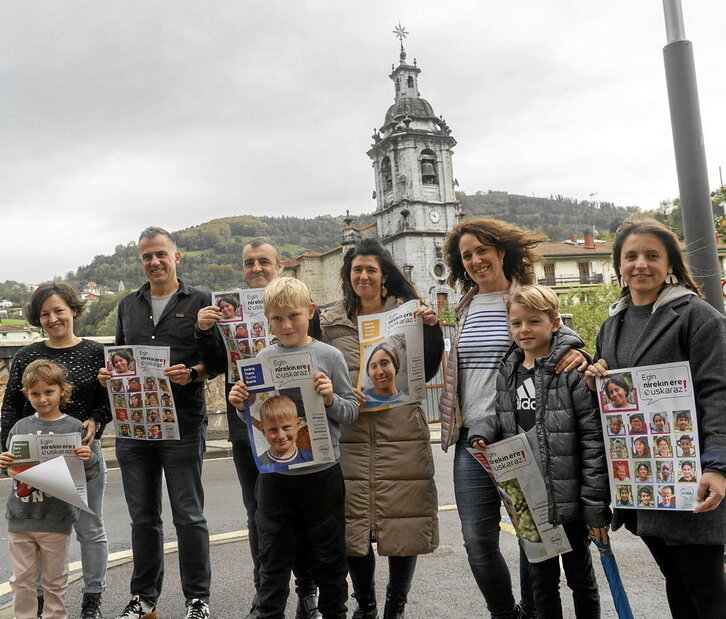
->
<box><xmin>116</xmin><ymin>427</ymin><xmax>210</xmax><ymax>604</ymax></box>
<box><xmin>454</xmin><ymin>429</ymin><xmax>535</xmax><ymax>619</ymax></box>
<box><xmin>76</xmin><ymin>439</ymin><xmax>108</xmax><ymax>593</ymax></box>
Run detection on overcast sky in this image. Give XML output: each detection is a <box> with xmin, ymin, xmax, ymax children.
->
<box><xmin>2</xmin><ymin>1</ymin><xmax>725</xmax><ymax>283</ymax></box>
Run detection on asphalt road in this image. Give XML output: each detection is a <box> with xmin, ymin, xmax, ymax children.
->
<box><xmin>0</xmin><ymin>449</ymin><xmax>671</xmax><ymax>618</ymax></box>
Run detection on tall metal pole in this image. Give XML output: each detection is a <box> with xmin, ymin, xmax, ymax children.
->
<box><xmin>662</xmin><ymin>0</ymin><xmax>724</xmax><ymax>312</ymax></box>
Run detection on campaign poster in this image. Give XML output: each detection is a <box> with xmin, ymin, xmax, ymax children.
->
<box><xmin>356</xmin><ymin>300</ymin><xmax>425</xmax><ymax>412</ymax></box>
<box><xmin>237</xmin><ymin>352</ymin><xmax>334</xmax><ymax>473</ymax></box>
<box><xmin>597</xmin><ymin>362</ymin><xmax>700</xmax><ymax>511</ymax></box>
<box><xmin>105</xmin><ymin>345</ymin><xmax>179</xmax><ymax>441</ymax></box>
<box><xmin>469</xmin><ymin>435</ymin><xmax>572</xmax><ymax>563</ymax></box>
<box><xmin>213</xmin><ymin>287</ymin><xmax>278</xmax><ymax>383</ymax></box>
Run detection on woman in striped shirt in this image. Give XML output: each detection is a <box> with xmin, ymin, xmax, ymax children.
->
<box><xmin>438</xmin><ymin>218</ymin><xmax>586</xmax><ymax>619</ymax></box>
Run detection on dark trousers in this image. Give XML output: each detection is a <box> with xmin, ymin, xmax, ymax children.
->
<box><xmin>255</xmin><ymin>464</ymin><xmax>348</xmax><ymax>619</ymax></box>
<box><xmin>232</xmin><ymin>440</ymin><xmax>317</xmax><ymax>596</ymax></box>
<box><xmin>640</xmin><ymin>536</ymin><xmax>726</xmax><ymax>619</ymax></box>
<box><xmin>347</xmin><ymin>545</ymin><xmax>417</xmax><ymax>596</ymax></box>
<box><xmin>116</xmin><ymin>429</ymin><xmax>210</xmax><ymax>604</ymax></box>
<box><xmin>528</xmin><ymin>521</ymin><xmax>600</xmax><ymax>619</ymax></box>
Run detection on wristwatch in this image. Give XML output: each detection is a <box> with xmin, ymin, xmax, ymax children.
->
<box><xmin>187</xmin><ymin>367</ymin><xmax>199</xmax><ymax>382</ymax></box>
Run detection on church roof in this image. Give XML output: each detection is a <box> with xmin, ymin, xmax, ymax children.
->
<box><xmin>384</xmin><ymin>97</ymin><xmax>435</xmax><ymax>124</ymax></box>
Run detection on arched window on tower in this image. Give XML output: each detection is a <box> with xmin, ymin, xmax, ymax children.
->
<box><xmin>420</xmin><ymin>150</ymin><xmax>438</xmax><ymax>185</ymax></box>
<box><xmin>381</xmin><ymin>156</ymin><xmax>393</xmax><ymax>192</ymax></box>
<box><xmin>407</xmin><ymin>75</ymin><xmax>414</xmax><ymax>89</ymax></box>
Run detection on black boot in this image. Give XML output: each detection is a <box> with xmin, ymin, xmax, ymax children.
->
<box><xmin>383</xmin><ymin>588</ymin><xmax>406</xmax><ymax>619</ymax></box>
<box><xmin>295</xmin><ymin>593</ymin><xmax>322</xmax><ymax>619</ymax></box>
<box><xmin>352</xmin><ymin>590</ymin><xmax>378</xmax><ymax>619</ymax></box>
<box><xmin>81</xmin><ymin>592</ymin><xmax>103</xmax><ymax>619</ymax></box>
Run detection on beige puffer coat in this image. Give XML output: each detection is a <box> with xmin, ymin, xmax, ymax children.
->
<box><xmin>320</xmin><ymin>298</ymin><xmax>440</xmax><ymax>557</ymax></box>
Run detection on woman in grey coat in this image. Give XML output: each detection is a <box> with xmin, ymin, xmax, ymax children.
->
<box><xmin>586</xmin><ymin>217</ymin><xmax>726</xmax><ymax>619</ymax></box>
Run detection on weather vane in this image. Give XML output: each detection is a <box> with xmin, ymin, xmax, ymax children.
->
<box><xmin>393</xmin><ymin>22</ymin><xmax>409</xmax><ymax>51</ymax></box>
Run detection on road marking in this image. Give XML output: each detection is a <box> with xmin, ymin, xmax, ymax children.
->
<box><xmin>0</xmin><ymin>504</ymin><xmax>517</xmax><ymax>598</ymax></box>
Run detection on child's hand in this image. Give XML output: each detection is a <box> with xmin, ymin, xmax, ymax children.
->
<box><xmin>471</xmin><ymin>439</ymin><xmax>488</xmax><ymax>450</ymax></box>
<box><xmin>228</xmin><ymin>381</ymin><xmax>249</xmax><ymax>409</ymax></box>
<box><xmin>585</xmin><ymin>359</ymin><xmax>609</xmax><ymax>392</ymax></box>
<box><xmin>353</xmin><ymin>388</ymin><xmax>367</xmax><ymax>407</ymax></box>
<box><xmin>588</xmin><ymin>525</ymin><xmax>610</xmax><ymax>545</ymax></box>
<box><xmin>0</xmin><ymin>451</ymin><xmax>15</xmax><ymax>468</ymax></box>
<box><xmin>97</xmin><ymin>367</ymin><xmax>112</xmax><ymax>387</ymax></box>
<box><xmin>73</xmin><ymin>445</ymin><xmax>92</xmax><ymax>462</ymax></box>
<box><xmin>314</xmin><ymin>372</ymin><xmax>334</xmax><ymax>407</ymax></box>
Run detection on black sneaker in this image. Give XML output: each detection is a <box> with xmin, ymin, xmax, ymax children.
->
<box><xmin>114</xmin><ymin>595</ymin><xmax>157</xmax><ymax>619</ymax></box>
<box><xmin>81</xmin><ymin>593</ymin><xmax>103</xmax><ymax>619</ymax></box>
<box><xmin>184</xmin><ymin>598</ymin><xmax>210</xmax><ymax>619</ymax></box>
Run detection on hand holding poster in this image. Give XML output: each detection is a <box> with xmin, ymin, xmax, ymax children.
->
<box><xmin>105</xmin><ymin>345</ymin><xmax>179</xmax><ymax>441</ymax></box>
<box><xmin>237</xmin><ymin>352</ymin><xmax>334</xmax><ymax>473</ymax></box>
<box><xmin>8</xmin><ymin>433</ymin><xmax>93</xmax><ymax>513</ymax></box>
<box><xmin>468</xmin><ymin>435</ymin><xmax>571</xmax><ymax>563</ymax></box>
<box><xmin>597</xmin><ymin>362</ymin><xmax>701</xmax><ymax>511</ymax></box>
<box><xmin>357</xmin><ymin>299</ymin><xmax>424</xmax><ymax>412</ymax></box>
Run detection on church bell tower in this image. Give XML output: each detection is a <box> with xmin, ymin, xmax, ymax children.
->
<box><xmin>368</xmin><ymin>25</ymin><xmax>460</xmax><ymax>308</ymax></box>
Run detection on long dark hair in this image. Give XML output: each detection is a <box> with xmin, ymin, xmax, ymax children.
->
<box><xmin>340</xmin><ymin>238</ymin><xmax>419</xmax><ymax>319</ymax></box>
<box><xmin>612</xmin><ymin>216</ymin><xmax>702</xmax><ymax>298</ymax></box>
<box><xmin>444</xmin><ymin>217</ymin><xmax>546</xmax><ymax>294</ymax></box>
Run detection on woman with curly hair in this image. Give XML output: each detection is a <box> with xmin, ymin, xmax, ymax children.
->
<box><xmin>438</xmin><ymin>218</ymin><xmax>586</xmax><ymax>619</ymax></box>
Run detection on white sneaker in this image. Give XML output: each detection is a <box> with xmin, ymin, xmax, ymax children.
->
<box><xmin>114</xmin><ymin>595</ymin><xmax>158</xmax><ymax>619</ymax></box>
<box><xmin>185</xmin><ymin>598</ymin><xmax>210</xmax><ymax>619</ymax></box>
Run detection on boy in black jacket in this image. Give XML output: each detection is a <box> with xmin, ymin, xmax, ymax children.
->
<box><xmin>469</xmin><ymin>285</ymin><xmax>610</xmax><ymax>619</ymax></box>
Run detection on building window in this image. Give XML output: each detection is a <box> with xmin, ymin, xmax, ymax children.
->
<box><xmin>420</xmin><ymin>149</ymin><xmax>438</xmax><ymax>185</ymax></box>
<box><xmin>543</xmin><ymin>263</ymin><xmax>556</xmax><ymax>285</ymax></box>
<box><xmin>578</xmin><ymin>262</ymin><xmax>590</xmax><ymax>284</ymax></box>
<box><xmin>381</xmin><ymin>156</ymin><xmax>392</xmax><ymax>191</ymax></box>
<box><xmin>407</xmin><ymin>75</ymin><xmax>414</xmax><ymax>89</ymax></box>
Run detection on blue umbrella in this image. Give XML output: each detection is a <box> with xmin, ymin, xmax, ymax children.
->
<box><xmin>590</xmin><ymin>532</ymin><xmax>634</xmax><ymax>619</ymax></box>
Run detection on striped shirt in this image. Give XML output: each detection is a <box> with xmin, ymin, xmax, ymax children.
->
<box><xmin>458</xmin><ymin>291</ymin><xmax>511</xmax><ymax>427</ymax></box>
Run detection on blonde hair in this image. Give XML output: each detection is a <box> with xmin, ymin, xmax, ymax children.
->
<box><xmin>264</xmin><ymin>277</ymin><xmax>312</xmax><ymax>311</ymax></box>
<box><xmin>506</xmin><ymin>285</ymin><xmax>560</xmax><ymax>320</ymax></box>
<box><xmin>260</xmin><ymin>394</ymin><xmax>299</xmax><ymax>425</ymax></box>
<box><xmin>22</xmin><ymin>359</ymin><xmax>73</xmax><ymax>408</ymax></box>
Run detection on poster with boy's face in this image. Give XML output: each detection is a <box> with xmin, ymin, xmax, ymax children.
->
<box><xmin>246</xmin><ymin>387</ymin><xmax>314</xmax><ymax>473</ymax></box>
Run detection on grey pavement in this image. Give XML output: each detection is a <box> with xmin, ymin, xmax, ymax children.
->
<box><xmin>0</xmin><ymin>424</ymin><xmax>673</xmax><ymax>618</ymax></box>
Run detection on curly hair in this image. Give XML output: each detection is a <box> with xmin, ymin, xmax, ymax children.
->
<box><xmin>612</xmin><ymin>216</ymin><xmax>702</xmax><ymax>298</ymax></box>
<box><xmin>22</xmin><ymin>359</ymin><xmax>73</xmax><ymax>408</ymax></box>
<box><xmin>444</xmin><ymin>217</ymin><xmax>547</xmax><ymax>293</ymax></box>
<box><xmin>339</xmin><ymin>238</ymin><xmax>420</xmax><ymax>320</ymax></box>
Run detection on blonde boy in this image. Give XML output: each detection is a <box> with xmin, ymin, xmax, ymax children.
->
<box><xmin>258</xmin><ymin>395</ymin><xmax>313</xmax><ymax>466</ymax></box>
<box><xmin>228</xmin><ymin>277</ymin><xmax>358</xmax><ymax>619</ymax></box>
<box><xmin>469</xmin><ymin>285</ymin><xmax>610</xmax><ymax>618</ymax></box>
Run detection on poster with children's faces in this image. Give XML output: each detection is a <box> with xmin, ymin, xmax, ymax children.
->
<box><xmin>212</xmin><ymin>288</ymin><xmax>277</xmax><ymax>383</ymax></box>
<box><xmin>236</xmin><ymin>352</ymin><xmax>334</xmax><ymax>473</ymax></box>
<box><xmin>356</xmin><ymin>300</ymin><xmax>425</xmax><ymax>412</ymax></box>
<box><xmin>597</xmin><ymin>362</ymin><xmax>701</xmax><ymax>511</ymax></box>
<box><xmin>105</xmin><ymin>345</ymin><xmax>179</xmax><ymax>441</ymax></box>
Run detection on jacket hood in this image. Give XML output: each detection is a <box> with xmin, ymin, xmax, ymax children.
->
<box><xmin>608</xmin><ymin>285</ymin><xmax>697</xmax><ymax>317</ymax></box>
